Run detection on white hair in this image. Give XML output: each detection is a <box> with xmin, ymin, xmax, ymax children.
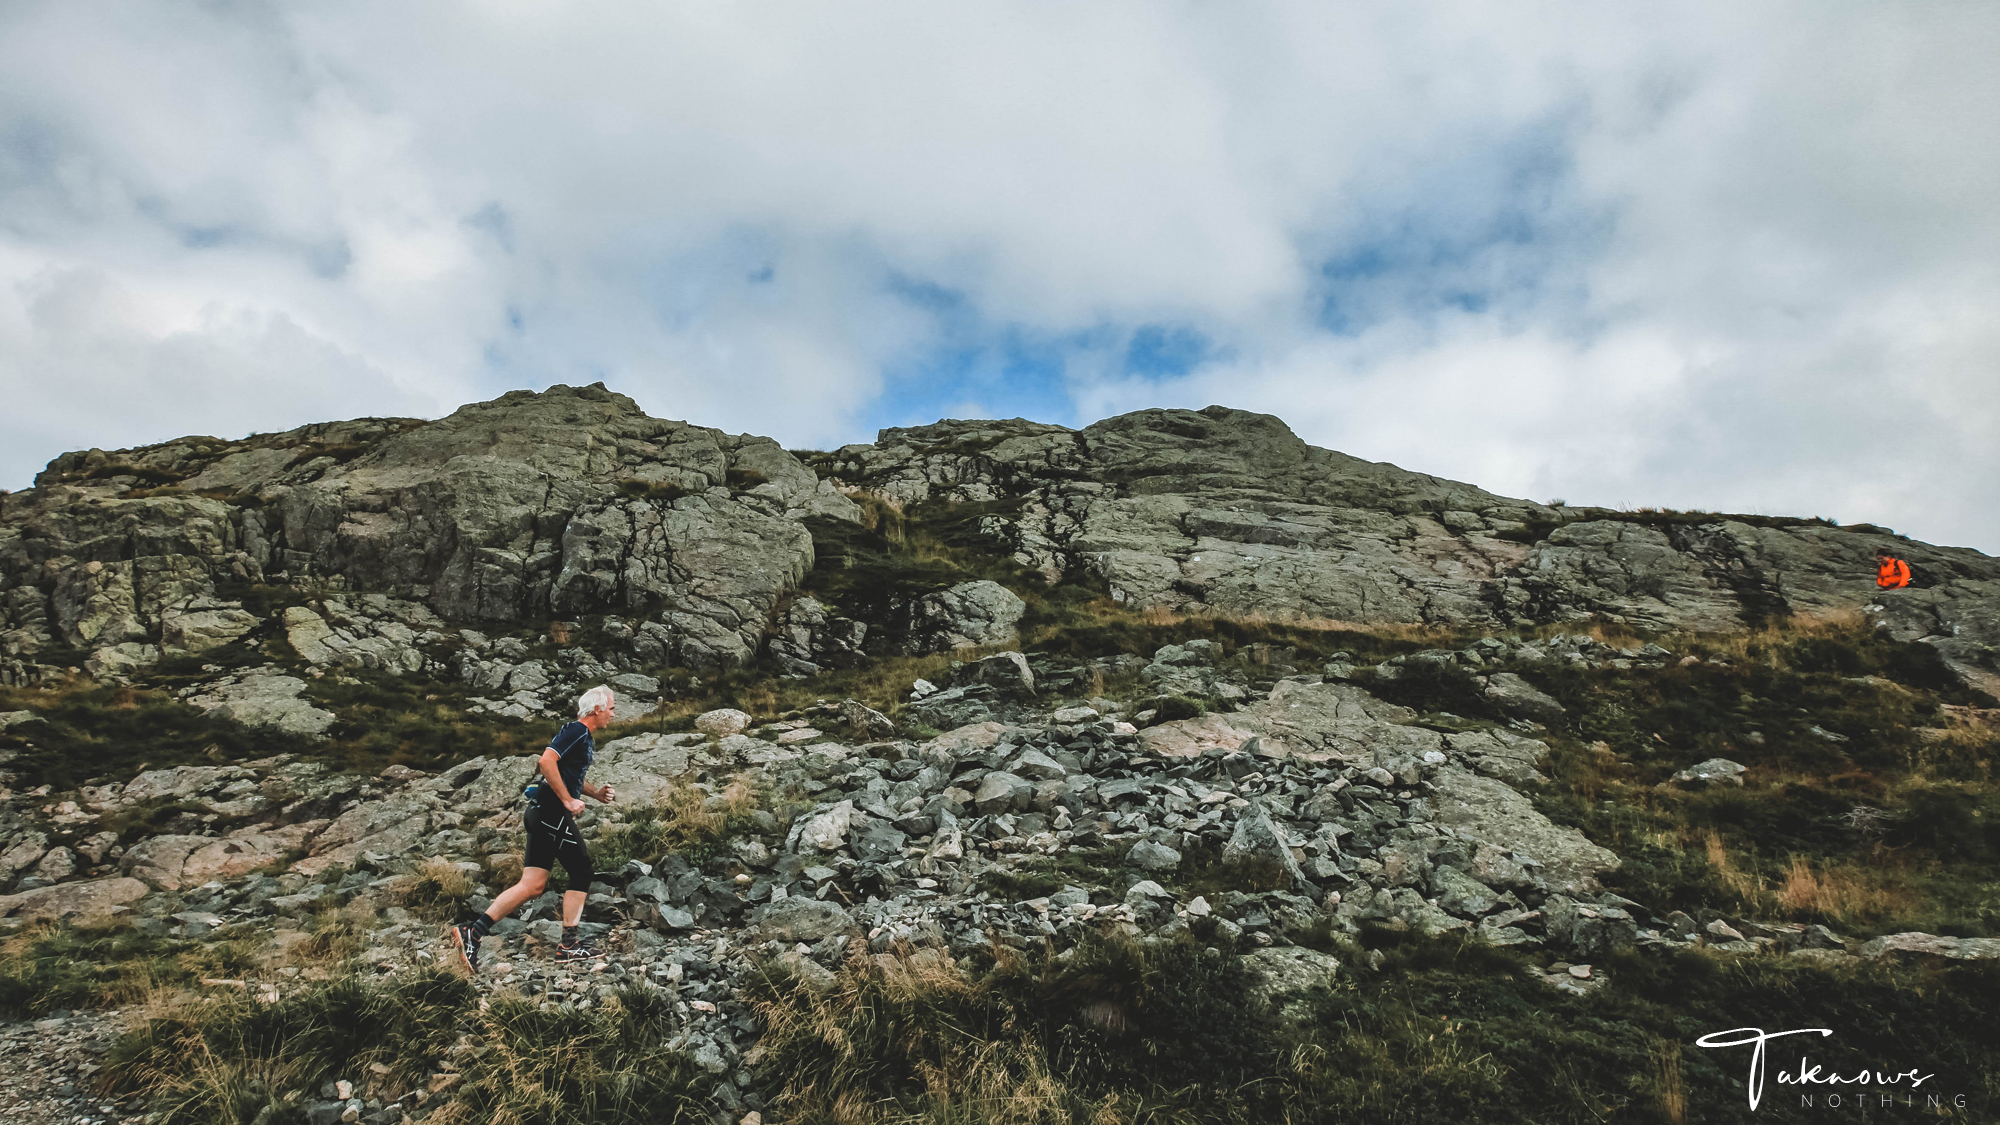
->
<box><xmin>577</xmin><ymin>684</ymin><xmax>616</xmax><ymax>718</ymax></box>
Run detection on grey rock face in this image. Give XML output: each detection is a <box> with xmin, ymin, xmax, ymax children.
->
<box><xmin>1429</xmin><ymin>766</ymin><xmax>1619</xmax><ymax>895</ymax></box>
<box><xmin>1858</xmin><ymin>932</ymin><xmax>2000</xmax><ymax>961</ymax></box>
<box><xmin>765</xmin><ymin>595</ymin><xmax>869</xmax><ymax>672</ymax></box>
<box><xmin>1443</xmin><ymin>728</ymin><xmax>1551</xmax><ymax>787</ymax></box>
<box><xmin>1480</xmin><ymin>673</ymin><xmax>1566</xmax><ymax>723</ymax></box>
<box><xmin>3</xmin><ymin>384</ymin><xmax>856</xmax><ymax>679</ymax></box>
<box><xmin>12</xmin><ymin>394</ymin><xmax>1999</xmax><ymax>695</ymax></box>
<box><xmin>813</xmin><ymin>407</ymin><xmax>2000</xmax><ymax>687</ymax></box>
<box><xmin>185</xmin><ymin>671</ymin><xmax>337</xmax><ymax>740</ymax></box>
<box><xmin>907</xmin><ymin>580</ymin><xmax>1027</xmax><ymax>652</ymax></box>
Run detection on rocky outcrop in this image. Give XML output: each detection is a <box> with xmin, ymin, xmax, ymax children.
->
<box><xmin>815</xmin><ymin>407</ymin><xmax>2000</xmax><ymax>689</ymax></box>
<box><xmin>8</xmin><ymin>394</ymin><xmax>1996</xmax><ymax>693</ymax></box>
<box><xmin>0</xmin><ymin>383</ymin><xmax>859</xmax><ymax>680</ymax></box>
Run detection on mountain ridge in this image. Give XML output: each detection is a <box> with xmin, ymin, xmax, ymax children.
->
<box><xmin>6</xmin><ymin>383</ymin><xmax>1991</xmax><ymax>698</ymax></box>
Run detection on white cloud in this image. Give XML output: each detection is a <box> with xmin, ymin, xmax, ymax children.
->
<box><xmin>0</xmin><ymin>1</ymin><xmax>1992</xmax><ymax>549</ymax></box>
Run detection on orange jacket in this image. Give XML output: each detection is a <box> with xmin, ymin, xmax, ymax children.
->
<box><xmin>1876</xmin><ymin>557</ymin><xmax>1911</xmax><ymax>588</ymax></box>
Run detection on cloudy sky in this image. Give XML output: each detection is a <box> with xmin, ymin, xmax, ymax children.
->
<box><xmin>2</xmin><ymin>3</ymin><xmax>1995</xmax><ymax>551</ymax></box>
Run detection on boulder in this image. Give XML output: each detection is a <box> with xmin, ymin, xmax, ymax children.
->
<box><xmin>607</xmin><ymin>672</ymin><xmax>662</xmax><ymax>696</ymax></box>
<box><xmin>1543</xmin><ymin>895</ymin><xmax>1638</xmax><ymax>959</ymax></box>
<box><xmin>161</xmin><ymin>605</ymin><xmax>261</xmax><ymax>654</ymax></box>
<box><xmin>795</xmin><ymin>802</ymin><xmax>854</xmax><ymax>852</ymax></box>
<box><xmin>753</xmin><ymin>898</ymin><xmax>856</xmax><ymax>942</ymax></box>
<box><xmin>1126</xmin><ymin>840</ymin><xmax>1183</xmax><ymax>871</ymax></box>
<box><xmin>1671</xmin><ymin>759</ymin><xmax>1747</xmax><ymax>787</ymax></box>
<box><xmin>0</xmin><ymin>876</ymin><xmax>149</xmax><ymax>922</ymax></box>
<box><xmin>962</xmin><ymin>652</ymin><xmax>1036</xmax><ymax>698</ymax></box>
<box><xmin>850</xmin><ymin>818</ymin><xmax>908</xmax><ymax>863</ymax></box>
<box><xmin>1008</xmin><ymin>748</ymin><xmax>1067</xmax><ymax>780</ymax></box>
<box><xmin>1431</xmin><ymin>866</ymin><xmax>1500</xmax><ymax>917</ymax></box>
<box><xmin>908</xmin><ymin>580</ymin><xmax>1027</xmax><ymax>652</ymax></box>
<box><xmin>1241</xmin><ymin>945</ymin><xmax>1340</xmax><ymax>1026</ymax></box>
<box><xmin>696</xmin><ymin>709</ymin><xmax>753</xmax><ymax>738</ymax></box>
<box><xmin>1481</xmin><ymin>673</ymin><xmax>1566</xmax><ymax>723</ymax></box>
<box><xmin>32</xmin><ymin>846</ymin><xmax>76</xmax><ymax>881</ymax></box>
<box><xmin>1859</xmin><ymin>932</ymin><xmax>2000</xmax><ymax>962</ymax></box>
<box><xmin>186</xmin><ymin>671</ymin><xmax>336</xmax><ymax>739</ymax></box>
<box><xmin>283</xmin><ymin>606</ymin><xmax>338</xmax><ymax>664</ymax></box>
<box><xmin>973</xmin><ymin>772</ymin><xmax>1033</xmax><ymax>814</ymax></box>
<box><xmin>1428</xmin><ymin>766</ymin><xmax>1619</xmax><ymax>894</ymax></box>
<box><xmin>1223</xmin><ymin>799</ymin><xmax>1307</xmax><ymax>888</ymax></box>
<box><xmin>842</xmin><ymin>699</ymin><xmax>896</xmax><ymax>739</ymax></box>
<box><xmin>0</xmin><ymin>831</ymin><xmax>49</xmax><ymax>888</ymax></box>
<box><xmin>905</xmin><ymin>685</ymin><xmax>1000</xmax><ymax>730</ymax></box>
<box><xmin>776</xmin><ymin>949</ymin><xmax>840</xmax><ymax>992</ymax></box>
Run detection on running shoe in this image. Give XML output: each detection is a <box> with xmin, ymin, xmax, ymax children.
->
<box><xmin>449</xmin><ymin>922</ymin><xmax>481</xmax><ymax>975</ymax></box>
<box><xmin>555</xmin><ymin>938</ymin><xmax>605</xmax><ymax>963</ymax></box>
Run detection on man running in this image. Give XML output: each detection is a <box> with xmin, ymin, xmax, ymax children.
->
<box><xmin>451</xmin><ymin>684</ymin><xmax>618</xmax><ymax>972</ymax></box>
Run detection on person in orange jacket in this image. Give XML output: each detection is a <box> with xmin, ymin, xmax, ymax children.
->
<box><xmin>1875</xmin><ymin>548</ymin><xmax>1911</xmax><ymax>589</ymax></box>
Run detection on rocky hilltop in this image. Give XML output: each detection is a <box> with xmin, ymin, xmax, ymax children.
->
<box><xmin>4</xmin><ymin>384</ymin><xmax>1996</xmax><ymax>697</ymax></box>
<box><xmin>0</xmin><ymin>386</ymin><xmax>1995</xmax><ymax>1124</ymax></box>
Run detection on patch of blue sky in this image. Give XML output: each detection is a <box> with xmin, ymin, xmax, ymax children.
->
<box><xmin>1123</xmin><ymin>323</ymin><xmax>1218</xmax><ymax>378</ymax></box>
<box><xmin>868</xmin><ymin>329</ymin><xmax>1083</xmax><ymax>437</ymax></box>
<box><xmin>868</xmin><ymin>272</ymin><xmax>1226</xmax><ymax>434</ymax></box>
<box><xmin>1312</xmin><ymin>115</ymin><xmax>1607</xmax><ymax>339</ymax></box>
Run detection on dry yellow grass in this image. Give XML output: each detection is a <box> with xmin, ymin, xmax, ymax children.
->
<box><xmin>1651</xmin><ymin>1039</ymin><xmax>1687</xmax><ymax>1124</ymax></box>
<box><xmin>1776</xmin><ymin>855</ymin><xmax>1917</xmax><ymax>927</ymax></box>
<box><xmin>1704</xmin><ymin>830</ymin><xmax>1763</xmax><ymax>901</ymax></box>
<box><xmin>387</xmin><ymin>857</ymin><xmax>476</xmax><ymax>921</ymax></box>
<box><xmin>289</xmin><ymin>899</ymin><xmax>373</xmax><ymax>967</ymax></box>
<box><xmin>1688</xmin><ymin>608</ymin><xmax>1869</xmax><ymax>665</ymax></box>
<box><xmin>753</xmin><ymin>948</ymin><xmax>1075</xmax><ymax>1125</ymax></box>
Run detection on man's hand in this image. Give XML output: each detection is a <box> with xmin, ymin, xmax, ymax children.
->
<box><xmin>596</xmin><ymin>784</ymin><xmax>617</xmax><ymax>805</ymax></box>
<box><xmin>564</xmin><ymin>796</ymin><xmax>586</xmax><ymax>816</ymax></box>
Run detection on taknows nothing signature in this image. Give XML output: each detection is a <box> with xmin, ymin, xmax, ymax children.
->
<box><xmin>1696</xmin><ymin>1027</ymin><xmax>1944</xmax><ymax>1111</ymax></box>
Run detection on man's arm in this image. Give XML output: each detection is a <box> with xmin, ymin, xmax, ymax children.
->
<box><xmin>538</xmin><ymin>749</ymin><xmax>584</xmax><ymax>815</ymax></box>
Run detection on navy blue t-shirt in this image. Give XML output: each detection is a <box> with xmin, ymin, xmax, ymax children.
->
<box><xmin>526</xmin><ymin>720</ymin><xmax>594</xmax><ymax>809</ymax></box>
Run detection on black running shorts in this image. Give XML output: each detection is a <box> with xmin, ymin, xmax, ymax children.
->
<box><xmin>522</xmin><ymin>801</ymin><xmax>595</xmax><ymax>887</ymax></box>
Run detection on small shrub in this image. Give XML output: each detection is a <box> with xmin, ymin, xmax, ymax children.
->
<box><xmin>1150</xmin><ymin>694</ymin><xmax>1206</xmax><ymax>723</ymax></box>
<box><xmin>389</xmin><ymin>858</ymin><xmax>476</xmax><ymax>922</ymax></box>
<box><xmin>592</xmin><ymin>774</ymin><xmax>760</xmax><ymax>870</ymax></box>
<box><xmin>0</xmin><ymin>922</ymin><xmax>231</xmax><ymax>1019</ymax></box>
<box><xmin>104</xmin><ymin>970</ymin><xmax>707</xmax><ymax>1125</ymax></box>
